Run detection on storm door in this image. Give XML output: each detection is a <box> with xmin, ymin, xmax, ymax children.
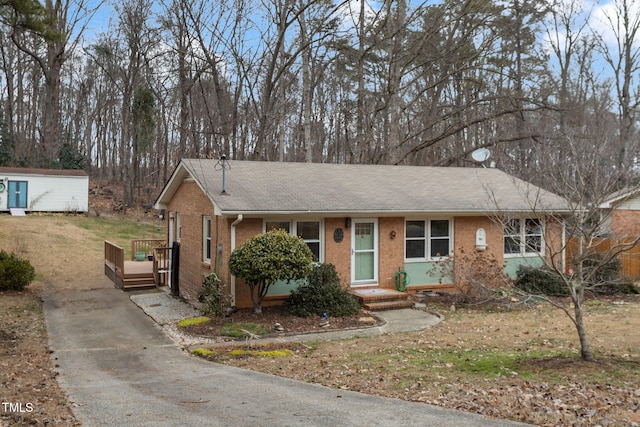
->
<box><xmin>351</xmin><ymin>219</ymin><xmax>378</xmax><ymax>286</ymax></box>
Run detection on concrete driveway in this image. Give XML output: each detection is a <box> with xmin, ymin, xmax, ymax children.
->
<box><xmin>44</xmin><ymin>285</ymin><xmax>532</xmax><ymax>426</ymax></box>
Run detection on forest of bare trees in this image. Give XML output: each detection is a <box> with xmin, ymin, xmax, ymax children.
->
<box><xmin>0</xmin><ymin>0</ymin><xmax>639</xmax><ymax>206</ymax></box>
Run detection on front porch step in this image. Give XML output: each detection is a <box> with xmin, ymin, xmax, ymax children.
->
<box><xmin>350</xmin><ymin>288</ymin><xmax>415</xmax><ymax>311</ymax></box>
<box><xmin>362</xmin><ymin>299</ymin><xmax>416</xmax><ymax>311</ymax></box>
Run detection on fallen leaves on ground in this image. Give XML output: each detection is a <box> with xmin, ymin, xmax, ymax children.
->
<box><xmin>0</xmin><ymin>286</ymin><xmax>78</xmax><ymax>426</ymax></box>
<box><xmin>192</xmin><ymin>298</ymin><xmax>640</xmax><ymax>427</ymax></box>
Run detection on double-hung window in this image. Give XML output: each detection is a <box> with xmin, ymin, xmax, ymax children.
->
<box><xmin>405</xmin><ymin>219</ymin><xmax>451</xmax><ymax>260</ymax></box>
<box><xmin>504</xmin><ymin>218</ymin><xmax>543</xmax><ymax>256</ymax></box>
<box><xmin>264</xmin><ymin>220</ymin><xmax>322</xmax><ymax>262</ymax></box>
<box><xmin>203</xmin><ymin>216</ymin><xmax>212</xmax><ymax>263</ymax></box>
<box><xmin>297</xmin><ymin>221</ymin><xmax>321</xmax><ymax>262</ymax></box>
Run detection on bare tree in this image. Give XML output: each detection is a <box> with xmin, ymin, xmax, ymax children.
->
<box><xmin>9</xmin><ymin>0</ymin><xmax>99</xmax><ymax>164</ymax></box>
<box><xmin>497</xmin><ymin>136</ymin><xmax>640</xmax><ymax>361</ymax></box>
<box><xmin>593</xmin><ymin>0</ymin><xmax>640</xmax><ymax>176</ymax></box>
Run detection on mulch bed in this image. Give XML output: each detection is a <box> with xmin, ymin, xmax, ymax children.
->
<box><xmin>180</xmin><ymin>306</ymin><xmax>383</xmax><ymax>338</ymax></box>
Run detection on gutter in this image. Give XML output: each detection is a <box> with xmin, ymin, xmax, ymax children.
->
<box><xmin>230</xmin><ymin>214</ymin><xmax>243</xmax><ymax>305</ymax></box>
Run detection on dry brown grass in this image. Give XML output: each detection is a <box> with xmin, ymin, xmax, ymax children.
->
<box><xmin>196</xmin><ymin>299</ymin><xmax>640</xmax><ymax>426</ymax></box>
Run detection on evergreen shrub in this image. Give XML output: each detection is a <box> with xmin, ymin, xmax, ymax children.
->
<box><xmin>288</xmin><ymin>263</ymin><xmax>360</xmax><ymax>317</ymax></box>
<box><xmin>0</xmin><ymin>250</ymin><xmax>36</xmax><ymax>291</ymax></box>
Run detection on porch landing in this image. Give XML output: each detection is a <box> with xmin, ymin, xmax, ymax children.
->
<box><xmin>350</xmin><ymin>288</ymin><xmax>415</xmax><ymax>311</ymax></box>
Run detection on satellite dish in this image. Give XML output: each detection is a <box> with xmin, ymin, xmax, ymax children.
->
<box><xmin>471</xmin><ymin>148</ymin><xmax>491</xmax><ymax>163</ymax></box>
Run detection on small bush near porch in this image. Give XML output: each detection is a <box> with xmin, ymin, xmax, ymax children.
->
<box><xmin>287</xmin><ymin>263</ymin><xmax>360</xmax><ymax>317</ymax></box>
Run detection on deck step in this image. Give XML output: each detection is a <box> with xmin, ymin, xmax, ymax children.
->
<box><xmin>350</xmin><ymin>288</ymin><xmax>414</xmax><ymax>311</ymax></box>
<box><xmin>122</xmin><ymin>274</ymin><xmax>156</xmax><ymax>290</ymax></box>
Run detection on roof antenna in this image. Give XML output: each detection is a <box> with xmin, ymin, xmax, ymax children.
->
<box><xmin>215</xmin><ymin>155</ymin><xmax>230</xmax><ymax>194</ymax></box>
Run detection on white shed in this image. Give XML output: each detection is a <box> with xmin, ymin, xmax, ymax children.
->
<box><xmin>0</xmin><ymin>167</ymin><xmax>89</xmax><ymax>213</ymax></box>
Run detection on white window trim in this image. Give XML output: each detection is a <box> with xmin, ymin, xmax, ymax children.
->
<box><xmin>404</xmin><ymin>218</ymin><xmax>453</xmax><ymax>262</ymax></box>
<box><xmin>176</xmin><ymin>212</ymin><xmax>182</xmax><ymax>242</ymax></box>
<box><xmin>503</xmin><ymin>217</ymin><xmax>544</xmax><ymax>258</ymax></box>
<box><xmin>203</xmin><ymin>216</ymin><xmax>212</xmax><ymax>263</ymax></box>
<box><xmin>263</xmin><ymin>218</ymin><xmax>324</xmax><ymax>263</ymax></box>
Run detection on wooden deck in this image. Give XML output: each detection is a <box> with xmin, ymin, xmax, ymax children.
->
<box><xmin>124</xmin><ymin>260</ymin><xmax>153</xmax><ymax>275</ymax></box>
<box><xmin>104</xmin><ymin>240</ymin><xmax>168</xmax><ymax>290</ymax></box>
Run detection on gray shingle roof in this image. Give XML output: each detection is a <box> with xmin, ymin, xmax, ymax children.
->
<box><xmin>156</xmin><ymin>159</ymin><xmax>569</xmax><ymax>215</ymax></box>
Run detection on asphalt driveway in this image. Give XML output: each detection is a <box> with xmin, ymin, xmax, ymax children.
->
<box><xmin>43</xmin><ymin>285</ymin><xmax>532</xmax><ymax>426</ymax></box>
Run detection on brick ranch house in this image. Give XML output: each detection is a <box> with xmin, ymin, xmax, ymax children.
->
<box><xmin>154</xmin><ymin>159</ymin><xmax>570</xmax><ymax>309</ymax></box>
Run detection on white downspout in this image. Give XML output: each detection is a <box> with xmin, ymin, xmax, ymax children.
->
<box><xmin>230</xmin><ymin>214</ymin><xmax>243</xmax><ymax>305</ymax></box>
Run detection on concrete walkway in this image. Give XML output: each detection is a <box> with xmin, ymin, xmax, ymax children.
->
<box><xmin>44</xmin><ymin>285</ymin><xmax>533</xmax><ymax>426</ymax></box>
<box><xmin>129</xmin><ymin>288</ymin><xmax>444</xmax><ymax>344</ymax></box>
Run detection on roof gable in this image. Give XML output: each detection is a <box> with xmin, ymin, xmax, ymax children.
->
<box><xmin>599</xmin><ymin>188</ymin><xmax>640</xmax><ymax>209</ymax></box>
<box><xmin>155</xmin><ymin>160</ymin><xmax>569</xmax><ymax>215</ymax></box>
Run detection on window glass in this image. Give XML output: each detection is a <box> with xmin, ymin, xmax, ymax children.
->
<box><xmin>525</xmin><ymin>218</ymin><xmax>542</xmax><ymax>235</ymax></box>
<box><xmin>406</xmin><ymin>240</ymin><xmax>425</xmax><ymax>259</ymax></box>
<box><xmin>430</xmin><ymin>220</ymin><xmax>450</xmax><ymax>257</ymax></box>
<box><xmin>203</xmin><ymin>217</ymin><xmax>211</xmax><ymax>262</ymax></box>
<box><xmin>406</xmin><ymin>221</ymin><xmax>425</xmax><ymax>238</ymax></box>
<box><xmin>430</xmin><ymin>220</ymin><xmax>449</xmax><ymax>237</ymax></box>
<box><xmin>297</xmin><ymin>221</ymin><xmax>320</xmax><ymax>240</ymax></box>
<box><xmin>406</xmin><ymin>220</ymin><xmax>450</xmax><ymax>259</ymax></box>
<box><xmin>525</xmin><ymin>235</ymin><xmax>542</xmax><ymax>253</ymax></box>
<box><xmin>306</xmin><ymin>242</ymin><xmax>321</xmax><ymax>262</ymax></box>
<box><xmin>504</xmin><ymin>236</ymin><xmax>521</xmax><ymax>254</ymax></box>
<box><xmin>266</xmin><ymin>221</ymin><xmax>290</xmax><ymax>233</ymax></box>
<box><xmin>504</xmin><ymin>218</ymin><xmax>543</xmax><ymax>255</ymax></box>
<box><xmin>297</xmin><ymin>221</ymin><xmax>321</xmax><ymax>262</ymax></box>
<box><xmin>176</xmin><ymin>213</ymin><xmax>182</xmax><ymax>242</ymax></box>
<box><xmin>504</xmin><ymin>218</ymin><xmax>521</xmax><ymax>236</ymax></box>
<box><xmin>524</xmin><ymin>218</ymin><xmax>542</xmax><ymax>253</ymax></box>
<box><xmin>405</xmin><ymin>221</ymin><xmax>426</xmax><ymax>259</ymax></box>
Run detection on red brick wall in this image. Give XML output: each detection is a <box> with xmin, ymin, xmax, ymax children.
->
<box><xmin>543</xmin><ymin>216</ymin><xmax>565</xmax><ymax>269</ymax></box>
<box><xmin>166</xmin><ymin>181</ymin><xmax>218</xmax><ymax>302</ymax></box>
<box><xmin>453</xmin><ymin>216</ymin><xmax>504</xmax><ymax>261</ymax></box>
<box><xmin>611</xmin><ymin>210</ymin><xmax>640</xmax><ymax>237</ymax></box>
<box><xmin>324</xmin><ymin>218</ymin><xmax>351</xmax><ymax>286</ymax></box>
<box><xmin>379</xmin><ymin>217</ymin><xmax>405</xmax><ymax>289</ymax></box>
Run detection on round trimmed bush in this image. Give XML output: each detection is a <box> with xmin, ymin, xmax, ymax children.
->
<box><xmin>0</xmin><ymin>250</ymin><xmax>36</xmax><ymax>291</ymax></box>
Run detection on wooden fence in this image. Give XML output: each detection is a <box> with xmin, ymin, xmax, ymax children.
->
<box><xmin>566</xmin><ymin>237</ymin><xmax>640</xmax><ymax>280</ymax></box>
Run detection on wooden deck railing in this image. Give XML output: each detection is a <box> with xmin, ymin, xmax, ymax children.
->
<box><xmin>130</xmin><ymin>239</ymin><xmax>166</xmax><ymax>260</ymax></box>
<box><xmin>104</xmin><ymin>240</ymin><xmax>124</xmax><ymax>272</ymax></box>
<box><xmin>153</xmin><ymin>246</ymin><xmax>171</xmax><ymax>286</ymax></box>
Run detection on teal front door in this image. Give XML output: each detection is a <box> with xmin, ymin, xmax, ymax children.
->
<box><xmin>351</xmin><ymin>219</ymin><xmax>378</xmax><ymax>285</ymax></box>
<box><xmin>8</xmin><ymin>181</ymin><xmax>28</xmax><ymax>209</ymax></box>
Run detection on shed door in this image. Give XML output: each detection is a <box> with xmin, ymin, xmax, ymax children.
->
<box><xmin>8</xmin><ymin>181</ymin><xmax>28</xmax><ymax>209</ymax></box>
